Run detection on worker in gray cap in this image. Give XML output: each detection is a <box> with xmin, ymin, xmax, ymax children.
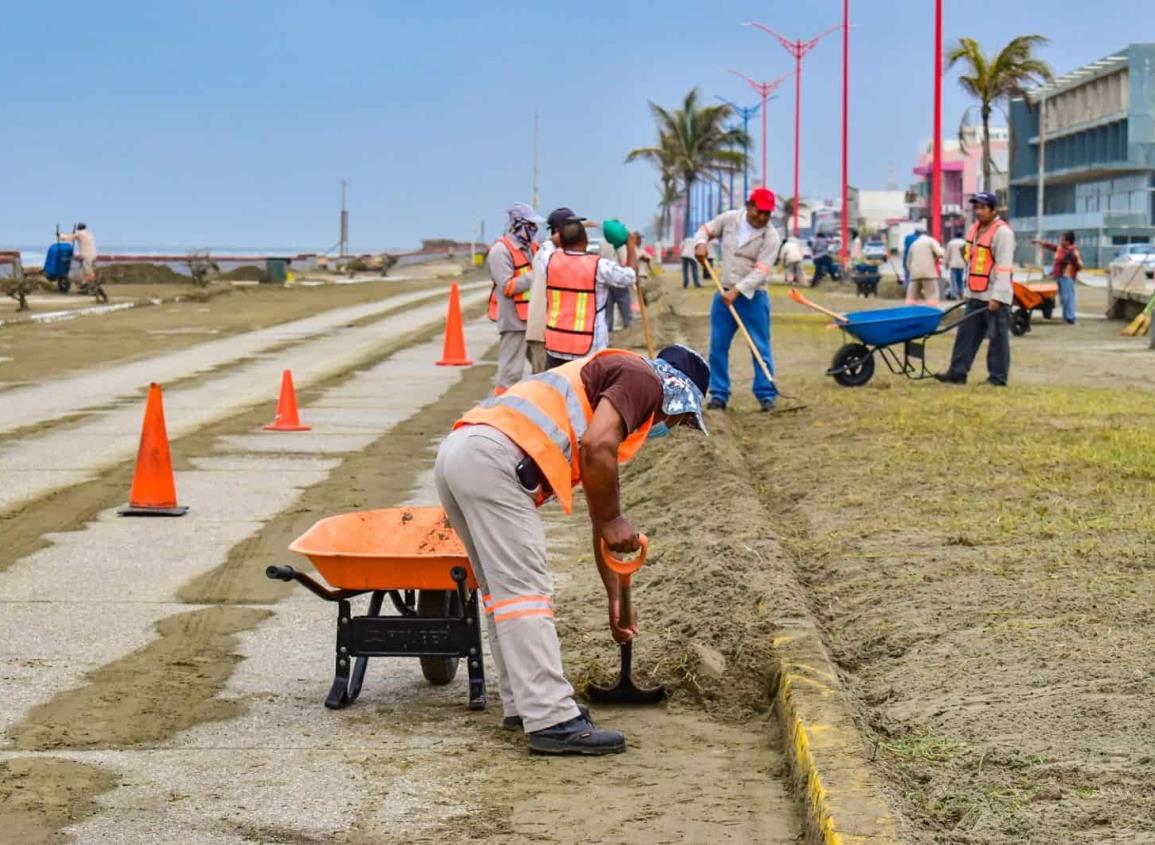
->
<box><xmin>487</xmin><ymin>203</ymin><xmax>545</xmax><ymax>393</ymax></box>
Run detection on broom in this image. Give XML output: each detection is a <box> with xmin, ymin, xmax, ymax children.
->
<box><xmin>1121</xmin><ymin>292</ymin><xmax>1155</xmax><ymax>336</ymax></box>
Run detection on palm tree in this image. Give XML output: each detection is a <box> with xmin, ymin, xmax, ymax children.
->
<box><xmin>626</xmin><ymin>88</ymin><xmax>748</xmax><ymax>238</ymax></box>
<box><xmin>947</xmin><ymin>35</ymin><xmax>1054</xmax><ymax>192</ymax></box>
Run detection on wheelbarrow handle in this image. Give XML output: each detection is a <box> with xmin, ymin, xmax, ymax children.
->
<box><xmin>599</xmin><ymin>534</ymin><xmax>649</xmax><ymax>576</ymax></box>
<box><xmin>788</xmin><ymin>287</ymin><xmax>849</xmax><ymax>323</ymax></box>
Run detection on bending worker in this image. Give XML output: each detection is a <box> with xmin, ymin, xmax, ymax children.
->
<box><xmin>693</xmin><ymin>187</ymin><xmax>781</xmax><ymax>412</ymax></box>
<box><xmin>487</xmin><ymin>203</ymin><xmax>544</xmax><ymax>393</ymax></box>
<box><xmin>541</xmin><ymin>215</ymin><xmax>638</xmax><ymax>369</ymax></box>
<box><xmin>435</xmin><ymin>344</ymin><xmax>710</xmax><ymax>755</ymax></box>
<box><xmin>935</xmin><ymin>192</ymin><xmax>1016</xmax><ymax>386</ymax></box>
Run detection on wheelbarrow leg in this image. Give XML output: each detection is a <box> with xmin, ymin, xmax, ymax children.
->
<box><xmin>347</xmin><ymin>591</ymin><xmax>385</xmax><ymax>704</ymax></box>
<box><xmin>325</xmin><ymin>598</ymin><xmax>355</xmax><ymax>709</ymax></box>
<box><xmin>465</xmin><ymin>588</ymin><xmax>487</xmax><ymax>711</ymax></box>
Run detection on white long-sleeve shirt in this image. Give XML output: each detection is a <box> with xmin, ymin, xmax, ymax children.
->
<box><xmin>61</xmin><ymin>229</ymin><xmax>97</xmax><ymax>260</ymax></box>
<box><xmin>525</xmin><ymin>239</ymin><xmax>557</xmax><ymax>343</ymax></box>
<box><xmin>543</xmin><ymin>250</ymin><xmax>636</xmax><ymax>360</ymax></box>
<box><xmin>692</xmin><ymin>210</ymin><xmax>781</xmax><ymax>298</ymax></box>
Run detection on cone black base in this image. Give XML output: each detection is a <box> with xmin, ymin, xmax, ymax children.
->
<box><xmin>118</xmin><ymin>504</ymin><xmax>189</xmax><ymax>517</ymax></box>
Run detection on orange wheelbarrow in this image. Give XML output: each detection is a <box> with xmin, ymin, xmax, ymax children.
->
<box><xmin>266</xmin><ymin>507</ymin><xmax>486</xmax><ymax>711</ymax></box>
<box><xmin>1011</xmin><ymin>280</ymin><xmax>1058</xmax><ymax>336</ymax></box>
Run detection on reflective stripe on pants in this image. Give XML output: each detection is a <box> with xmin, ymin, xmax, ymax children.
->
<box><xmin>434</xmin><ymin>425</ymin><xmax>581</xmax><ymax>734</ymax></box>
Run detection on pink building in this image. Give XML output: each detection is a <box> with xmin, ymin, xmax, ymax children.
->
<box><xmin>909</xmin><ymin>126</ymin><xmax>1008</xmax><ymax>235</ymax></box>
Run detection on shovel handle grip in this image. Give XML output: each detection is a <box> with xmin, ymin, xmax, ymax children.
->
<box><xmin>599</xmin><ymin>534</ymin><xmax>649</xmax><ymax>576</ymax></box>
<box><xmin>617</xmin><ymin>581</ymin><xmax>633</xmax><ymax>632</ymax></box>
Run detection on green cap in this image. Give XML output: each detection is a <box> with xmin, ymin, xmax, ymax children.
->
<box><xmin>602</xmin><ymin>219</ymin><xmax>629</xmax><ymax>249</ymax></box>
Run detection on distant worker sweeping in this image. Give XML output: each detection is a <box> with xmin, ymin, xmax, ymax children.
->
<box><xmin>694</xmin><ymin>187</ymin><xmax>782</xmax><ymax>412</ymax></box>
<box><xmin>434</xmin><ymin>344</ymin><xmax>709</xmax><ymax>755</ymax></box>
<box><xmin>487</xmin><ymin>203</ymin><xmax>544</xmax><ymax>393</ymax></box>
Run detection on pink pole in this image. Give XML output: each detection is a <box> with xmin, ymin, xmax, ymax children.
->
<box><xmin>931</xmin><ymin>0</ymin><xmax>943</xmax><ymax>243</ymax></box>
<box><xmin>793</xmin><ymin>50</ymin><xmax>802</xmax><ymax>237</ymax></box>
<box><xmin>840</xmin><ymin>0</ymin><xmax>850</xmax><ymax>266</ymax></box>
<box><xmin>761</xmin><ymin>91</ymin><xmax>768</xmax><ymax>188</ymax></box>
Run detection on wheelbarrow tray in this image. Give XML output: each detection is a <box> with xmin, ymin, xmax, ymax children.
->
<box><xmin>1013</xmin><ymin>280</ymin><xmax>1058</xmax><ymax>310</ymax></box>
<box><xmin>289</xmin><ymin>507</ymin><xmax>477</xmax><ymax>591</ymax></box>
<box><xmin>842</xmin><ymin>305</ymin><xmax>944</xmax><ymax>346</ymax></box>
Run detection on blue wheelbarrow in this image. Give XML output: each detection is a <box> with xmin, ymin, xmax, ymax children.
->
<box><xmin>789</xmin><ymin>289</ymin><xmax>983</xmax><ymax>387</ymax></box>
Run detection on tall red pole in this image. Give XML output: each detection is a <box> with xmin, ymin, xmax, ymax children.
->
<box><xmin>793</xmin><ymin>51</ymin><xmax>802</xmax><ymax>236</ymax></box>
<box><xmin>840</xmin><ymin>0</ymin><xmax>850</xmax><ymax>266</ymax></box>
<box><xmin>931</xmin><ymin>0</ymin><xmax>943</xmax><ymax>243</ymax></box>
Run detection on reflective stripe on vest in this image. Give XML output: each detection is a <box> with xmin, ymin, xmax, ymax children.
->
<box><xmin>544</xmin><ymin>251</ymin><xmax>600</xmax><ymax>357</ymax></box>
<box><xmin>488</xmin><ymin>236</ymin><xmax>538</xmax><ymax>322</ymax></box>
<box><xmin>454</xmin><ymin>349</ymin><xmax>655</xmax><ymax>513</ymax></box>
<box><xmin>966</xmin><ymin>218</ymin><xmax>1008</xmax><ymax>293</ymax></box>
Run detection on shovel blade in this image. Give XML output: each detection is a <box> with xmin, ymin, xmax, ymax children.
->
<box><xmin>587</xmin><ymin>642</ymin><xmax>666</xmax><ymax>705</ymax></box>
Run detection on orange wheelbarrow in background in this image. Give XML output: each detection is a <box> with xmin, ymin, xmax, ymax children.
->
<box><xmin>266</xmin><ymin>507</ymin><xmax>486</xmax><ymax>711</ymax></box>
<box><xmin>1011</xmin><ymin>280</ymin><xmax>1058</xmax><ymax>336</ymax></box>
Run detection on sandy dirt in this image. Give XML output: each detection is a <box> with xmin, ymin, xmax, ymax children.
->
<box><xmin>666</xmin><ymin>274</ymin><xmax>1155</xmax><ymax>844</ymax></box>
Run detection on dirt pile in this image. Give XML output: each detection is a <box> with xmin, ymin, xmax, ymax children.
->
<box><xmin>220</xmin><ymin>265</ymin><xmax>269</xmax><ymax>283</ymax></box>
<box><xmin>96</xmin><ymin>262</ymin><xmax>189</xmax><ymax>285</ymax></box>
<box><xmin>557</xmin><ymin>419</ymin><xmax>808</xmax><ymax>721</ymax></box>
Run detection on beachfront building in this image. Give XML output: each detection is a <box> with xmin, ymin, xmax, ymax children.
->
<box><xmin>1008</xmin><ymin>43</ymin><xmax>1155</xmax><ymax>268</ymax></box>
<box><xmin>907</xmin><ymin>126</ymin><xmax>1009</xmax><ymax>238</ymax></box>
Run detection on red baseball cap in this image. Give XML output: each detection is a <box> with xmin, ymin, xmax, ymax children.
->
<box><xmin>748</xmin><ymin>187</ymin><xmax>776</xmax><ymax>212</ymax></box>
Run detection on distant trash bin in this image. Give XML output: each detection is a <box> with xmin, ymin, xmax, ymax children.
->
<box><xmin>266</xmin><ymin>258</ymin><xmax>289</xmax><ymax>284</ymax></box>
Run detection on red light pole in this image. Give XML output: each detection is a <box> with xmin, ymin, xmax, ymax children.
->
<box><xmin>745</xmin><ymin>21</ymin><xmax>841</xmax><ymax>237</ymax></box>
<box><xmin>841</xmin><ymin>0</ymin><xmax>850</xmax><ymax>268</ymax></box>
<box><xmin>728</xmin><ymin>70</ymin><xmax>791</xmax><ymax>192</ymax></box>
<box><xmin>931</xmin><ymin>0</ymin><xmax>944</xmax><ymax>243</ymax></box>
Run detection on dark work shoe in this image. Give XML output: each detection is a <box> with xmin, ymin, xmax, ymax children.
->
<box><xmin>984</xmin><ymin>378</ymin><xmax>1007</xmax><ymax>387</ymax></box>
<box><xmin>933</xmin><ymin>372</ymin><xmax>967</xmax><ymax>385</ymax></box>
<box><xmin>527</xmin><ymin>716</ymin><xmax>625</xmax><ymax>756</ymax></box>
<box><xmin>503</xmin><ymin>705</ymin><xmax>590</xmax><ymax>731</ymax></box>
<box><xmin>759</xmin><ymin>398</ymin><xmax>776</xmax><ymax>413</ymax></box>
<box><xmin>706</xmin><ymin>397</ymin><xmax>727</xmax><ymax>411</ymax></box>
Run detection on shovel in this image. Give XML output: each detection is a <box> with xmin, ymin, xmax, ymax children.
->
<box><xmin>587</xmin><ymin>534</ymin><xmax>666</xmax><ymax>705</ymax></box>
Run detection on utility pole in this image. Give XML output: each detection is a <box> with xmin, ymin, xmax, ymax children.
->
<box><xmin>532</xmin><ymin>111</ymin><xmax>540</xmax><ymax>209</ymax></box>
<box><xmin>931</xmin><ymin>0</ymin><xmax>943</xmax><ymax>244</ymax></box>
<box><xmin>1035</xmin><ymin>89</ymin><xmax>1047</xmax><ymax>268</ymax></box>
<box><xmin>339</xmin><ymin>179</ymin><xmax>349</xmax><ymax>258</ymax></box>
<box><xmin>745</xmin><ymin>21</ymin><xmax>841</xmax><ymax>237</ymax></box>
<box><xmin>728</xmin><ymin>70</ymin><xmax>791</xmax><ymax>195</ymax></box>
<box><xmin>714</xmin><ymin>97</ymin><xmax>763</xmax><ymax>202</ymax></box>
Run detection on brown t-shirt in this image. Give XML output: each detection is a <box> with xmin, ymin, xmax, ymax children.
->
<box><xmin>579</xmin><ymin>355</ymin><xmax>664</xmax><ymax>434</ymax></box>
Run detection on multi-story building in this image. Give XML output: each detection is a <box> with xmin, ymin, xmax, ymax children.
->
<box><xmin>1008</xmin><ymin>44</ymin><xmax>1155</xmax><ymax>267</ymax></box>
<box><xmin>909</xmin><ymin>126</ymin><xmax>1009</xmax><ymax>237</ymax></box>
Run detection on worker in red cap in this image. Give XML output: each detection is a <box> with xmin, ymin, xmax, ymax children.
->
<box><xmin>693</xmin><ymin>187</ymin><xmax>782</xmax><ymax>411</ymax></box>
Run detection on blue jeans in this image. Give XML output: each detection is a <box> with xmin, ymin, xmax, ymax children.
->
<box><xmin>682</xmin><ymin>258</ymin><xmax>701</xmax><ymax>288</ymax></box>
<box><xmin>1057</xmin><ymin>275</ymin><xmax>1077</xmax><ymax>323</ymax></box>
<box><xmin>949</xmin><ymin>268</ymin><xmax>965</xmax><ymax>299</ymax></box>
<box><xmin>811</xmin><ymin>255</ymin><xmax>836</xmax><ymax>286</ymax></box>
<box><xmin>709</xmin><ymin>289</ymin><xmax>776</xmax><ymax>403</ymax></box>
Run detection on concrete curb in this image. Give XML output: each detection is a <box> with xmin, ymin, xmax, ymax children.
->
<box><xmin>772</xmin><ymin>618</ymin><xmax>904</xmax><ymax>845</ymax></box>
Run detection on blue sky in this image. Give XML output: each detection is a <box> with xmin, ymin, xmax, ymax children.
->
<box><xmin>0</xmin><ymin>1</ymin><xmax>1136</xmax><ymax>252</ymax></box>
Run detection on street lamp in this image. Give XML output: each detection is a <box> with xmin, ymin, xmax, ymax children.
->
<box><xmin>727</xmin><ymin>70</ymin><xmax>791</xmax><ymax>196</ymax></box>
<box><xmin>931</xmin><ymin>0</ymin><xmax>943</xmax><ymax>244</ymax></box>
<box><xmin>744</xmin><ymin>21</ymin><xmax>841</xmax><ymax>237</ymax></box>
<box><xmin>715</xmin><ymin>96</ymin><xmax>765</xmax><ymax>203</ymax></box>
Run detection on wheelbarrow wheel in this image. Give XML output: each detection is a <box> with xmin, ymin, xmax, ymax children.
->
<box><xmin>417</xmin><ymin>590</ymin><xmax>461</xmax><ymax>685</ymax></box>
<box><xmin>1011</xmin><ymin>308</ymin><xmax>1031</xmax><ymax>336</ymax></box>
<box><xmin>57</xmin><ymin>277</ymin><xmax>71</xmax><ymax>294</ymax></box>
<box><xmin>830</xmin><ymin>343</ymin><xmax>875</xmax><ymax>387</ymax></box>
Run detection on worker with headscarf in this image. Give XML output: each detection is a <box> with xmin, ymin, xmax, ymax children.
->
<box><xmin>487</xmin><ymin>203</ymin><xmax>545</xmax><ymax>393</ymax></box>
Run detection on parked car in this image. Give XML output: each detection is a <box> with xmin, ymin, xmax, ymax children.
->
<box><xmin>1111</xmin><ymin>244</ymin><xmax>1155</xmax><ymax>265</ymax></box>
<box><xmin>862</xmin><ymin>240</ymin><xmax>888</xmax><ymax>262</ymax></box>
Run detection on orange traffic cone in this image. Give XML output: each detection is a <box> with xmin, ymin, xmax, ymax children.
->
<box><xmin>435</xmin><ymin>282</ymin><xmax>474</xmax><ymax>366</ymax></box>
<box><xmin>119</xmin><ymin>383</ymin><xmax>188</xmax><ymax>517</ymax></box>
<box><xmin>263</xmin><ymin>369</ymin><xmax>311</xmax><ymax>431</ymax></box>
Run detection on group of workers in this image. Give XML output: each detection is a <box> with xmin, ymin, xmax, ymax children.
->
<box><xmin>437</xmin><ymin>187</ymin><xmax>1027</xmax><ymax>758</ymax></box>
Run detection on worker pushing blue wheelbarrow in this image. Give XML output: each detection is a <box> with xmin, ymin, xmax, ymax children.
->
<box><xmin>789</xmin><ymin>288</ymin><xmax>984</xmax><ymax>387</ymax></box>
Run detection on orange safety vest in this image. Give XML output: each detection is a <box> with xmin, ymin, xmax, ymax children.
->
<box><xmin>965</xmin><ymin>218</ymin><xmax>1012</xmax><ymax>293</ymax></box>
<box><xmin>455</xmin><ymin>349</ymin><xmax>655</xmax><ymax>514</ymax></box>
<box><xmin>488</xmin><ymin>236</ymin><xmax>538</xmax><ymax>322</ymax></box>
<box><xmin>544</xmin><ymin>250</ymin><xmax>601</xmax><ymax>357</ymax></box>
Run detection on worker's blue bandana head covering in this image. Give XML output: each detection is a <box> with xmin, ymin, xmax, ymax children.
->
<box><xmin>645</xmin><ymin>344</ymin><xmax>709</xmax><ymax>434</ymax></box>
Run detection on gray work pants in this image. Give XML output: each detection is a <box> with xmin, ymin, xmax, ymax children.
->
<box><xmin>605</xmin><ymin>286</ymin><xmax>632</xmax><ymax>331</ymax></box>
<box><xmin>434</xmin><ymin>425</ymin><xmax>581</xmax><ymax>733</ymax></box>
<box><xmin>947</xmin><ymin>299</ymin><xmax>1011</xmax><ymax>385</ymax></box>
<box><xmin>495</xmin><ymin>330</ymin><xmax>527</xmax><ymax>390</ymax></box>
